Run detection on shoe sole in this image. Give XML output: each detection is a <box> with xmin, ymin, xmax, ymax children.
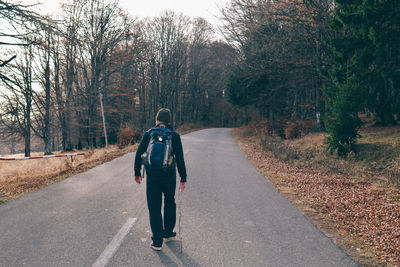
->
<box><xmin>150</xmin><ymin>245</ymin><xmax>162</xmax><ymax>251</ymax></box>
<box><xmin>164</xmin><ymin>236</ymin><xmax>176</xmax><ymax>242</ymax></box>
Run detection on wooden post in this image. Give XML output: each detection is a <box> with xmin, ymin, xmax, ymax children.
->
<box><xmin>99</xmin><ymin>93</ymin><xmax>108</xmax><ymax>147</ymax></box>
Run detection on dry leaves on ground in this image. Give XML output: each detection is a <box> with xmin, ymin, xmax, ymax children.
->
<box><xmin>234</xmin><ymin>132</ymin><xmax>400</xmax><ymax>266</ymax></box>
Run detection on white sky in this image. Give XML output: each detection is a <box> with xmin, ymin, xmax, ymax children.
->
<box><xmin>31</xmin><ymin>0</ymin><xmax>229</xmax><ymax>26</ymax></box>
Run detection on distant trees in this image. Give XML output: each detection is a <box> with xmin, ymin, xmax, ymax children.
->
<box><xmin>2</xmin><ymin>0</ymin><xmax>398</xmax><ymax>157</ymax></box>
<box><xmin>145</xmin><ymin>11</ymin><xmax>190</xmax><ymax>125</ymax></box>
<box><xmin>222</xmin><ymin>0</ymin><xmax>326</xmax><ymax>121</ymax></box>
<box><xmin>222</xmin><ymin>0</ymin><xmax>400</xmax><ymax>156</ymax></box>
<box><xmin>136</xmin><ymin>12</ymin><xmax>238</xmax><ymax>129</ymax></box>
<box><xmin>0</xmin><ymin>0</ymin><xmax>238</xmax><ymax>155</ymax></box>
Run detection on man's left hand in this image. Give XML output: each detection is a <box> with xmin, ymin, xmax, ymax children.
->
<box><xmin>135</xmin><ymin>176</ymin><xmax>142</xmax><ymax>184</ymax></box>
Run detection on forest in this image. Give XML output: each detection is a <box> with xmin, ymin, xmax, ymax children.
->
<box><xmin>0</xmin><ymin>0</ymin><xmax>399</xmax><ymax>157</ymax></box>
<box><xmin>0</xmin><ymin>0</ymin><xmax>245</xmax><ymax>156</ymax></box>
<box><xmin>223</xmin><ymin>0</ymin><xmax>399</xmax><ymax>156</ymax></box>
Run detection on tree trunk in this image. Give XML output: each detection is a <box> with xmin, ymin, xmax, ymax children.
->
<box><xmin>10</xmin><ymin>137</ymin><xmax>15</xmax><ymax>154</ymax></box>
<box><xmin>374</xmin><ymin>87</ymin><xmax>396</xmax><ymax>126</ymax></box>
<box><xmin>65</xmin><ymin>66</ymin><xmax>73</xmax><ymax>151</ymax></box>
<box><xmin>24</xmin><ymin>110</ymin><xmax>31</xmax><ymax>157</ymax></box>
<box><xmin>24</xmin><ymin>133</ymin><xmax>30</xmax><ymax>157</ymax></box>
<box><xmin>44</xmin><ymin>56</ymin><xmax>52</xmax><ymax>155</ymax></box>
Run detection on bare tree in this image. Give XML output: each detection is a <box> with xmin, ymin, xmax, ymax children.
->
<box><xmin>145</xmin><ymin>11</ymin><xmax>190</xmax><ymax>127</ymax></box>
<box><xmin>50</xmin><ymin>0</ymin><xmax>84</xmax><ymax>151</ymax></box>
<box><xmin>31</xmin><ymin>27</ymin><xmax>54</xmax><ymax>155</ymax></box>
<box><xmin>182</xmin><ymin>18</ymin><xmax>213</xmax><ymax>123</ymax></box>
<box><xmin>0</xmin><ymin>45</ymin><xmax>34</xmax><ymax>156</ymax></box>
<box><xmin>104</xmin><ymin>19</ymin><xmax>150</xmax><ymax>140</ymax></box>
<box><xmin>73</xmin><ymin>0</ymin><xmax>130</xmax><ymax>147</ymax></box>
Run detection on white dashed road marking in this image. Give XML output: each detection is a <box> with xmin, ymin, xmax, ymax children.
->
<box><xmin>92</xmin><ymin>218</ymin><xmax>137</xmax><ymax>267</ymax></box>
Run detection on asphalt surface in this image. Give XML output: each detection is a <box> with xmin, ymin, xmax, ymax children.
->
<box><xmin>0</xmin><ymin>128</ymin><xmax>358</xmax><ymax>267</ymax></box>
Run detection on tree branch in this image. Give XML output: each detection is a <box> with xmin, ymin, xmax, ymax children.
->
<box><xmin>0</xmin><ymin>55</ymin><xmax>16</xmax><ymax>67</ymax></box>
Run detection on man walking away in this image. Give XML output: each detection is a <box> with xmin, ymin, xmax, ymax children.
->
<box><xmin>134</xmin><ymin>108</ymin><xmax>187</xmax><ymax>251</ymax></box>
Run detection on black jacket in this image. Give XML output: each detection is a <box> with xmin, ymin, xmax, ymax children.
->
<box><xmin>134</xmin><ymin>124</ymin><xmax>187</xmax><ymax>182</ymax></box>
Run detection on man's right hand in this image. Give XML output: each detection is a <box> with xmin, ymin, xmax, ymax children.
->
<box><xmin>135</xmin><ymin>176</ymin><xmax>142</xmax><ymax>184</ymax></box>
<box><xmin>179</xmin><ymin>182</ymin><xmax>186</xmax><ymax>192</ymax></box>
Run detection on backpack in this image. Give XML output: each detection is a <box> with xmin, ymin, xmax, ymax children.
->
<box><xmin>142</xmin><ymin>127</ymin><xmax>175</xmax><ymax>171</ymax></box>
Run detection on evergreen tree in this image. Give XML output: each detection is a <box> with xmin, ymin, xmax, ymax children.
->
<box><xmin>323</xmin><ymin>0</ymin><xmax>365</xmax><ymax>156</ymax></box>
<box><xmin>323</xmin><ymin>0</ymin><xmax>399</xmax><ymax>156</ymax></box>
<box><xmin>361</xmin><ymin>0</ymin><xmax>400</xmax><ymax>125</ymax></box>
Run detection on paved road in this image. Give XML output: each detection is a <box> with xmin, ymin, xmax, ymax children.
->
<box><xmin>0</xmin><ymin>128</ymin><xmax>357</xmax><ymax>267</ymax></box>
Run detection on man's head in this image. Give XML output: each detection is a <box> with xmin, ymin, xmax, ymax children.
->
<box><xmin>156</xmin><ymin>108</ymin><xmax>171</xmax><ymax>125</ymax></box>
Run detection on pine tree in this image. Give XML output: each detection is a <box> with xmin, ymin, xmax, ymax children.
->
<box><xmin>323</xmin><ymin>0</ymin><xmax>364</xmax><ymax>156</ymax></box>
<box><xmin>323</xmin><ymin>0</ymin><xmax>400</xmax><ymax>156</ymax></box>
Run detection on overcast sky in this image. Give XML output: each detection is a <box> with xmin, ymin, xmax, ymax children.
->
<box><xmin>33</xmin><ymin>0</ymin><xmax>228</xmax><ymax>26</ymax></box>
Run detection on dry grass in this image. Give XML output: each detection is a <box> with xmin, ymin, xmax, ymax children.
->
<box><xmin>261</xmin><ymin>125</ymin><xmax>400</xmax><ymax>185</ymax></box>
<box><xmin>0</xmin><ymin>145</ymin><xmax>137</xmax><ymax>202</ymax></box>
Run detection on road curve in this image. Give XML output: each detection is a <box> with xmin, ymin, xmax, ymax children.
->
<box><xmin>0</xmin><ymin>128</ymin><xmax>357</xmax><ymax>266</ymax></box>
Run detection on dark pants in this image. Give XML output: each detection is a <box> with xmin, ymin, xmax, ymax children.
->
<box><xmin>146</xmin><ymin>174</ymin><xmax>176</xmax><ymax>244</ymax></box>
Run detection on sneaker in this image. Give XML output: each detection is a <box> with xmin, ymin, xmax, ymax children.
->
<box><xmin>164</xmin><ymin>232</ymin><xmax>177</xmax><ymax>242</ymax></box>
<box><xmin>150</xmin><ymin>242</ymin><xmax>162</xmax><ymax>251</ymax></box>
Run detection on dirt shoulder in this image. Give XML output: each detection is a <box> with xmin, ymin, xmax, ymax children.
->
<box><xmin>232</xmin><ymin>127</ymin><xmax>400</xmax><ymax>266</ymax></box>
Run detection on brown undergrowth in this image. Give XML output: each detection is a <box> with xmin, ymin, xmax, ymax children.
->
<box><xmin>232</xmin><ymin>125</ymin><xmax>400</xmax><ymax>266</ymax></box>
<box><xmin>0</xmin><ymin>145</ymin><xmax>137</xmax><ymax>202</ymax></box>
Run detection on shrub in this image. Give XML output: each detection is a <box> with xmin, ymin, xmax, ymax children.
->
<box><xmin>247</xmin><ymin>118</ymin><xmax>287</xmax><ymax>138</ymax></box>
<box><xmin>284</xmin><ymin>121</ymin><xmax>300</xmax><ymax>139</ymax></box>
<box><xmin>247</xmin><ymin>119</ymin><xmax>269</xmax><ymax>136</ymax></box>
<box><xmin>324</xmin><ymin>111</ymin><xmax>361</xmax><ymax>157</ymax></box>
<box><xmin>284</xmin><ymin>120</ymin><xmax>317</xmax><ymax>139</ymax></box>
<box><xmin>131</xmin><ymin>128</ymin><xmax>142</xmax><ymax>144</ymax></box>
<box><xmin>118</xmin><ymin>128</ymin><xmax>142</xmax><ymax>149</ymax></box>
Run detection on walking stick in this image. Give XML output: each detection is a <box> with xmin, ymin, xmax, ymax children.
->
<box><xmin>178</xmin><ymin>187</ymin><xmax>183</xmax><ymax>254</ymax></box>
